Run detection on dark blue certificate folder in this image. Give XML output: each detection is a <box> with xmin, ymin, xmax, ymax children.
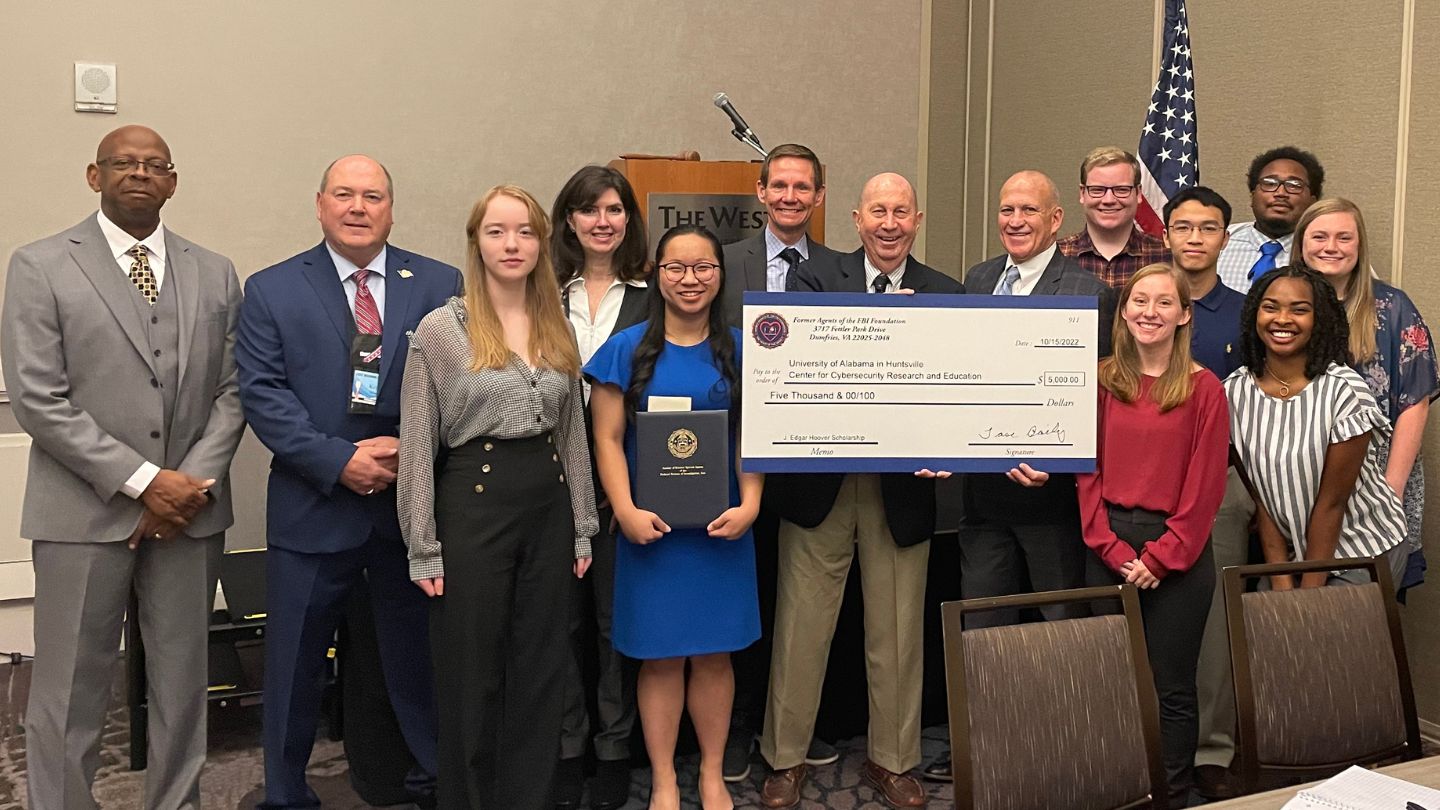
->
<box><xmin>636</xmin><ymin>409</ymin><xmax>730</xmax><ymax>529</ymax></box>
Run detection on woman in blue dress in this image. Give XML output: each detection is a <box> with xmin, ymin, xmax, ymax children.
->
<box><xmin>1295</xmin><ymin>197</ymin><xmax>1440</xmax><ymax>594</ymax></box>
<box><xmin>585</xmin><ymin>224</ymin><xmax>761</xmax><ymax>810</ymax></box>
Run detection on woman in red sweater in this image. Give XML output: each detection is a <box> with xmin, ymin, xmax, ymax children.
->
<box><xmin>1079</xmin><ymin>262</ymin><xmax>1229</xmax><ymax>804</ymax></box>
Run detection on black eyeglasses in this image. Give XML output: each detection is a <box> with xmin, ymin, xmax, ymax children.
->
<box><xmin>1257</xmin><ymin>176</ymin><xmax>1307</xmax><ymax>194</ymax></box>
<box><xmin>657</xmin><ymin>261</ymin><xmax>719</xmax><ymax>281</ymax></box>
<box><xmin>1082</xmin><ymin>184</ymin><xmax>1137</xmax><ymax>199</ymax></box>
<box><xmin>98</xmin><ymin>156</ymin><xmax>176</xmax><ymax>177</ymax></box>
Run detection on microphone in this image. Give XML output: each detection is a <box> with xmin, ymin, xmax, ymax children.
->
<box><xmin>713</xmin><ymin>92</ymin><xmax>766</xmax><ymax>157</ymax></box>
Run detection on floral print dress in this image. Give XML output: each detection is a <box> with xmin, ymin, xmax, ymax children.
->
<box><xmin>1352</xmin><ymin>281</ymin><xmax>1440</xmax><ymax>589</ymax></box>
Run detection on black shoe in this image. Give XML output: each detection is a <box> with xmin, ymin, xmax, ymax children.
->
<box><xmin>922</xmin><ymin>749</ymin><xmax>953</xmax><ymax>782</ymax></box>
<box><xmin>554</xmin><ymin>756</ymin><xmax>584</xmax><ymax>809</ymax></box>
<box><xmin>1193</xmin><ymin>764</ymin><xmax>1238</xmax><ymax>800</ymax></box>
<box><xmin>591</xmin><ymin>758</ymin><xmax>631</xmax><ymax>810</ymax></box>
<box><xmin>723</xmin><ymin>733</ymin><xmax>754</xmax><ymax>782</ymax></box>
<box><xmin>804</xmin><ymin>737</ymin><xmax>839</xmax><ymax>766</ymax></box>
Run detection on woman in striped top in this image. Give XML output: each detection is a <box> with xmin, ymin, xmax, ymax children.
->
<box><xmin>1077</xmin><ymin>263</ymin><xmax>1230</xmax><ymax>803</ymax></box>
<box><xmin>1224</xmin><ymin>264</ymin><xmax>1407</xmax><ymax>590</ymax></box>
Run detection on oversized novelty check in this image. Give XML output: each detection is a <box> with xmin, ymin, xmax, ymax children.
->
<box><xmin>741</xmin><ymin>292</ymin><xmax>1098</xmax><ymax>473</ymax></box>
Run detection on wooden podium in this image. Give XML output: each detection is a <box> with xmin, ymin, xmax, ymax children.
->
<box><xmin>609</xmin><ymin>154</ymin><xmax>824</xmax><ymax>252</ymax></box>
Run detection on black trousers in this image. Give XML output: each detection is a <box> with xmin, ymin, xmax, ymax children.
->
<box><xmin>560</xmin><ymin>502</ymin><xmax>637</xmax><ymax>761</ymax></box>
<box><xmin>1086</xmin><ymin>506</ymin><xmax>1214</xmax><ymax>802</ymax></box>
<box><xmin>959</xmin><ymin>517</ymin><xmax>1091</xmax><ymax>628</ymax></box>
<box><xmin>431</xmin><ymin>434</ymin><xmax>575</xmax><ymax>810</ymax></box>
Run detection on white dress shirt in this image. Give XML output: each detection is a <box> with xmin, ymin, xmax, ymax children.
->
<box><xmin>765</xmin><ymin>229</ymin><xmax>810</xmax><ymax>292</ymax></box>
<box><xmin>564</xmin><ymin>274</ymin><xmax>647</xmax><ymax>364</ymax></box>
<box><xmin>327</xmin><ymin>243</ymin><xmax>388</xmax><ymax>322</ymax></box>
<box><xmin>864</xmin><ymin>253</ymin><xmax>907</xmax><ymax>292</ymax></box>
<box><xmin>1000</xmin><ymin>243</ymin><xmax>1058</xmax><ymax>296</ymax></box>
<box><xmin>97</xmin><ymin>211</ymin><xmax>170</xmax><ymax>499</ymax></box>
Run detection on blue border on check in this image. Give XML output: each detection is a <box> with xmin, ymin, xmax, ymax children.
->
<box><xmin>742</xmin><ymin>291</ymin><xmax>1098</xmax><ymax>309</ymax></box>
<box><xmin>741</xmin><ymin>291</ymin><xmax>1099</xmax><ymax>474</ymax></box>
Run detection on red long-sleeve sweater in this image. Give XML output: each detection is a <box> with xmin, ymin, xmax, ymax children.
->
<box><xmin>1077</xmin><ymin>370</ymin><xmax>1230</xmax><ymax>579</ymax></box>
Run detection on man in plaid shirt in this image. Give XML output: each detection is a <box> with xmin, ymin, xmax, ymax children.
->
<box><xmin>1057</xmin><ymin>146</ymin><xmax>1169</xmax><ymax>289</ymax></box>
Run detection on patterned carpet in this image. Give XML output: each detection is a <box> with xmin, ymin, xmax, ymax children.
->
<box><xmin>0</xmin><ymin>659</ymin><xmax>955</xmax><ymax>809</ymax></box>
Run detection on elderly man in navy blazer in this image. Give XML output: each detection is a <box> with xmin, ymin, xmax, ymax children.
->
<box><xmin>237</xmin><ymin>155</ymin><xmax>461</xmax><ymax>809</ymax></box>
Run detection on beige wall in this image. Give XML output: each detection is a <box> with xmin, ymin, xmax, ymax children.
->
<box><xmin>0</xmin><ymin>1</ymin><xmax>925</xmax><ymax>568</ymax></box>
<box><xmin>927</xmin><ymin>0</ymin><xmax>1440</xmax><ymax>725</ymax></box>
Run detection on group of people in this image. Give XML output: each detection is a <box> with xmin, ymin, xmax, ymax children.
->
<box><xmin>0</xmin><ymin>124</ymin><xmax>1433</xmax><ymax>810</ymax></box>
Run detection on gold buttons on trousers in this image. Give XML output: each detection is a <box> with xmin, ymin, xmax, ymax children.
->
<box><xmin>559</xmin><ymin>474</ymin><xmax>565</xmax><ymax>483</ymax></box>
<box><xmin>474</xmin><ymin>484</ymin><xmax>485</xmax><ymax>494</ymax></box>
<box><xmin>482</xmin><ymin>464</ymin><xmax>491</xmax><ymax>473</ymax></box>
<box><xmin>484</xmin><ymin>442</ymin><xmax>494</xmax><ymax>451</ymax></box>
<box><xmin>546</xmin><ymin>435</ymin><xmax>553</xmax><ymax>444</ymax></box>
<box><xmin>551</xmin><ymin>454</ymin><xmax>558</xmax><ymax>462</ymax></box>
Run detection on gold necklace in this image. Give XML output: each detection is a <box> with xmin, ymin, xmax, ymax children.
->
<box><xmin>1267</xmin><ymin>369</ymin><xmax>1296</xmax><ymax>397</ymax></box>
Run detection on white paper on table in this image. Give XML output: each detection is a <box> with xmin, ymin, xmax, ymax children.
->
<box><xmin>1281</xmin><ymin>765</ymin><xmax>1440</xmax><ymax>809</ymax></box>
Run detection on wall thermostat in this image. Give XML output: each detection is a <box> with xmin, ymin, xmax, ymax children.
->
<box><xmin>74</xmin><ymin>62</ymin><xmax>117</xmax><ymax>113</ymax></box>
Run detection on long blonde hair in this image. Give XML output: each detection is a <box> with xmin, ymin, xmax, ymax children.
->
<box><xmin>1294</xmin><ymin>197</ymin><xmax>1376</xmax><ymax>363</ymax></box>
<box><xmin>461</xmin><ymin>185</ymin><xmax>581</xmax><ymax>376</ymax></box>
<box><xmin>1098</xmin><ymin>263</ymin><xmax>1196</xmax><ymax>412</ymax></box>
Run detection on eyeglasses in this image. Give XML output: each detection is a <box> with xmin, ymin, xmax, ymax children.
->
<box><xmin>1082</xmin><ymin>184</ymin><xmax>1137</xmax><ymax>199</ymax></box>
<box><xmin>657</xmin><ymin>261</ymin><xmax>719</xmax><ymax>282</ymax></box>
<box><xmin>1257</xmin><ymin>176</ymin><xmax>1307</xmax><ymax>194</ymax></box>
<box><xmin>1168</xmin><ymin>223</ymin><xmax>1225</xmax><ymax>237</ymax></box>
<box><xmin>97</xmin><ymin>156</ymin><xmax>176</xmax><ymax>177</ymax></box>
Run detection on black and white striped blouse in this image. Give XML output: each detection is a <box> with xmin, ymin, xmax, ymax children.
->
<box><xmin>397</xmin><ymin>298</ymin><xmax>598</xmax><ymax>581</ymax></box>
<box><xmin>1225</xmin><ymin>362</ymin><xmax>1405</xmax><ymax>562</ymax></box>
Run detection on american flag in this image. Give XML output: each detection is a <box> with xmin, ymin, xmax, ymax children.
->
<box><xmin>1136</xmin><ymin>0</ymin><xmax>1198</xmax><ymax>235</ymax></box>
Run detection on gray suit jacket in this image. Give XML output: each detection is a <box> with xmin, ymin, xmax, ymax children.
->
<box><xmin>720</xmin><ymin>232</ymin><xmax>841</xmax><ymax>326</ymax></box>
<box><xmin>1</xmin><ymin>214</ymin><xmax>246</xmax><ymax>543</ymax></box>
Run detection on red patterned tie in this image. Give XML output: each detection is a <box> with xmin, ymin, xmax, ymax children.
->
<box><xmin>352</xmin><ymin>269</ymin><xmax>382</xmax><ymax>335</ymax></box>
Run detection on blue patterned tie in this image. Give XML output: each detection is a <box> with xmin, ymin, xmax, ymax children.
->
<box><xmin>1249</xmin><ymin>241</ymin><xmax>1283</xmax><ymax>282</ymax></box>
<box><xmin>996</xmin><ymin>265</ymin><xmax>1021</xmax><ymax>295</ymax></box>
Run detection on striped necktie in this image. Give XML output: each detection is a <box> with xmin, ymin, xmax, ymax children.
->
<box><xmin>352</xmin><ymin>269</ymin><xmax>383</xmax><ymax>339</ymax></box>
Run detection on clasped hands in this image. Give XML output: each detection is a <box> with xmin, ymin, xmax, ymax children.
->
<box><xmin>129</xmin><ymin>469</ymin><xmax>215</xmax><ymax>549</ymax></box>
<box><xmin>341</xmin><ymin>436</ymin><xmax>399</xmax><ymax>496</ymax></box>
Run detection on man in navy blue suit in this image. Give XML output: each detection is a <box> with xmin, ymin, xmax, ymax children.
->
<box><xmin>237</xmin><ymin>155</ymin><xmax>462</xmax><ymax>809</ymax></box>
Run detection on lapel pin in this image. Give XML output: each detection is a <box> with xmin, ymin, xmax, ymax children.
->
<box><xmin>398</xmin><ymin>268</ymin><xmax>413</xmax><ymax>279</ymax></box>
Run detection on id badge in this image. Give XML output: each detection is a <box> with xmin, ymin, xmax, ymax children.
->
<box><xmin>349</xmin><ymin>333</ymin><xmax>382</xmax><ymax>414</ymax></box>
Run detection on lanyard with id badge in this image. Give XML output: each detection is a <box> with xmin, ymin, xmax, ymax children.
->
<box><xmin>349</xmin><ymin>333</ymin><xmax>382</xmax><ymax>413</ymax></box>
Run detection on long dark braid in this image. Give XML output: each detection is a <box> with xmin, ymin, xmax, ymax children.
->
<box><xmin>1238</xmin><ymin>263</ymin><xmax>1349</xmax><ymax>379</ymax></box>
<box><xmin>624</xmin><ymin>225</ymin><xmax>739</xmax><ymax>423</ymax></box>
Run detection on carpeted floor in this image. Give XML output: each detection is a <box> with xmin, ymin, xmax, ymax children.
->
<box><xmin>0</xmin><ymin>659</ymin><xmax>955</xmax><ymax>809</ymax></box>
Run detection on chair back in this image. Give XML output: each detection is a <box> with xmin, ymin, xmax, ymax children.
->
<box><xmin>1223</xmin><ymin>557</ymin><xmax>1421</xmax><ymax>791</ymax></box>
<box><xmin>943</xmin><ymin>585</ymin><xmax>1167</xmax><ymax>810</ymax></box>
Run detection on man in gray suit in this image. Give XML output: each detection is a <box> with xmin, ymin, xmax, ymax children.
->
<box><xmin>1</xmin><ymin>125</ymin><xmax>245</xmax><ymax>810</ymax></box>
<box><xmin>924</xmin><ymin>169</ymin><xmax>1116</xmax><ymax>781</ymax></box>
<box><xmin>718</xmin><ymin>143</ymin><xmax>841</xmax><ymax>781</ymax></box>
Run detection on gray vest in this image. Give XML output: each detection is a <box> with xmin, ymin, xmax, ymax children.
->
<box><xmin>129</xmin><ymin>264</ymin><xmax>181</xmax><ymax>463</ymax></box>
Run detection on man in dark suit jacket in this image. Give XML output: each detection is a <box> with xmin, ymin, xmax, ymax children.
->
<box><xmin>237</xmin><ymin>155</ymin><xmax>462</xmax><ymax>809</ymax></box>
<box><xmin>924</xmin><ymin>169</ymin><xmax>1117</xmax><ymax>781</ymax></box>
<box><xmin>3</xmin><ymin>125</ymin><xmax>246</xmax><ymax>810</ymax></box>
<box><xmin>758</xmin><ymin>173</ymin><xmax>961</xmax><ymax>810</ymax></box>
<box><xmin>718</xmin><ymin>144</ymin><xmax>842</xmax><ymax>782</ymax></box>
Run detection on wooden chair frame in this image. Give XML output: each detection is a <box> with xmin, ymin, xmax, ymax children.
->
<box><xmin>1222</xmin><ymin>557</ymin><xmax>1422</xmax><ymax>794</ymax></box>
<box><xmin>941</xmin><ymin>585</ymin><xmax>1169</xmax><ymax>810</ymax></box>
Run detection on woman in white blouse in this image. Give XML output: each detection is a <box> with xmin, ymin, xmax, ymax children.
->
<box><xmin>1225</xmin><ymin>264</ymin><xmax>1406</xmax><ymax>590</ymax></box>
<box><xmin>548</xmin><ymin>165</ymin><xmax>651</xmax><ymax>809</ymax></box>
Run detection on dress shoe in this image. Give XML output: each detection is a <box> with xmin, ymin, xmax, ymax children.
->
<box><xmin>861</xmin><ymin>759</ymin><xmax>927</xmax><ymax>808</ymax></box>
<box><xmin>921</xmin><ymin>749</ymin><xmax>953</xmax><ymax>782</ymax></box>
<box><xmin>590</xmin><ymin>758</ymin><xmax>630</xmax><ymax>810</ymax></box>
<box><xmin>554</xmin><ymin>756</ymin><xmax>584</xmax><ymax>809</ymax></box>
<box><xmin>722</xmin><ymin>733</ymin><xmax>753</xmax><ymax>782</ymax></box>
<box><xmin>759</xmin><ymin>764</ymin><xmax>809</xmax><ymax>808</ymax></box>
<box><xmin>804</xmin><ymin>737</ymin><xmax>839</xmax><ymax>766</ymax></box>
<box><xmin>1194</xmin><ymin>763</ymin><xmax>1239</xmax><ymax>800</ymax></box>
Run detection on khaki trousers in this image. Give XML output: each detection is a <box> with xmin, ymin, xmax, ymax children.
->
<box><xmin>760</xmin><ymin>474</ymin><xmax>930</xmax><ymax>774</ymax></box>
<box><xmin>1195</xmin><ymin>467</ymin><xmax>1255</xmax><ymax>768</ymax></box>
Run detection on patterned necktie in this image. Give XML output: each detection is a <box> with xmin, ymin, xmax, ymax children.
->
<box><xmin>777</xmin><ymin>246</ymin><xmax>802</xmax><ymax>291</ymax></box>
<box><xmin>127</xmin><ymin>245</ymin><xmax>158</xmax><ymax>305</ymax></box>
<box><xmin>1249</xmin><ymin>240</ymin><xmax>1284</xmax><ymax>282</ymax></box>
<box><xmin>996</xmin><ymin>265</ymin><xmax>1021</xmax><ymax>295</ymax></box>
<box><xmin>352</xmin><ymin>269</ymin><xmax>383</xmax><ymax>336</ymax></box>
<box><xmin>872</xmin><ymin>272</ymin><xmax>891</xmax><ymax>293</ymax></box>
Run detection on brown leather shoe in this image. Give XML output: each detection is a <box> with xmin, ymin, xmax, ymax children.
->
<box><xmin>861</xmin><ymin>759</ymin><xmax>927</xmax><ymax>808</ymax></box>
<box><xmin>1194</xmin><ymin>764</ymin><xmax>1239</xmax><ymax>800</ymax></box>
<box><xmin>759</xmin><ymin>764</ymin><xmax>809</xmax><ymax>808</ymax></box>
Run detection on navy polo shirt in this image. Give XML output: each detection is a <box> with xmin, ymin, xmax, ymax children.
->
<box><xmin>1190</xmin><ymin>278</ymin><xmax>1246</xmax><ymax>380</ymax></box>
